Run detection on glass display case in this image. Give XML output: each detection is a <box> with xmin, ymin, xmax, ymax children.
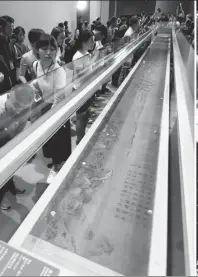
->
<box><xmin>8</xmin><ymin>30</ymin><xmax>171</xmax><ymax>276</ymax></box>
<box><xmin>0</xmin><ymin>28</ymin><xmax>156</xmax><ymax>188</ymax></box>
<box><xmin>0</xmin><ymin>24</ymin><xmax>194</xmax><ymax>276</ymax></box>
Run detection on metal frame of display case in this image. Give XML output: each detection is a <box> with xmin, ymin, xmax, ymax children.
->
<box><xmin>8</xmin><ymin>31</ymin><xmax>171</xmax><ymax>276</ymax></box>
<box><xmin>172</xmin><ymin>29</ymin><xmax>195</xmax><ymax>276</ymax></box>
<box><xmin>0</xmin><ymin>29</ymin><xmax>156</xmax><ymax>189</ymax></box>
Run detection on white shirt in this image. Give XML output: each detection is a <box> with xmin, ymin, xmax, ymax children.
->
<box><xmin>0</xmin><ymin>93</ymin><xmax>8</xmax><ymax>115</ymax></box>
<box><xmin>96</xmin><ymin>41</ymin><xmax>103</xmax><ymax>50</ymax></box>
<box><xmin>124</xmin><ymin>27</ymin><xmax>134</xmax><ymax>38</ymax></box>
<box><xmin>72</xmin><ymin>51</ymin><xmax>90</xmax><ymax>90</ymax></box>
<box><xmin>32</xmin><ymin>61</ymin><xmax>67</xmax><ymax>105</ymax></box>
<box><xmin>19</xmin><ymin>50</ymin><xmax>38</xmax><ymax>79</ymax></box>
<box><xmin>56</xmin><ymin>47</ymin><xmax>62</xmax><ymax>62</ymax></box>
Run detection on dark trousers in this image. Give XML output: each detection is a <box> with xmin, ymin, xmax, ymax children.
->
<box><xmin>76</xmin><ymin>110</ymin><xmax>89</xmax><ymax>144</ymax></box>
<box><xmin>112</xmin><ymin>67</ymin><xmax>122</xmax><ymax>87</ymax></box>
<box><xmin>0</xmin><ymin>135</ymin><xmax>16</xmax><ymax>203</ymax></box>
<box><xmin>41</xmin><ymin>103</ymin><xmax>72</xmax><ymax>165</ymax></box>
<box><xmin>0</xmin><ymin>179</ymin><xmax>15</xmax><ymax>203</ymax></box>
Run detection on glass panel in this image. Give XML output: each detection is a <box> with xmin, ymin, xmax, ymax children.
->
<box><xmin>0</xmin><ymin>29</ymin><xmax>154</xmax><ymax>157</ymax></box>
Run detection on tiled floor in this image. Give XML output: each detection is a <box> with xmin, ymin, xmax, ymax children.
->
<box><xmin>0</xmin><ymin>84</ymin><xmax>116</xmax><ymax>243</ymax></box>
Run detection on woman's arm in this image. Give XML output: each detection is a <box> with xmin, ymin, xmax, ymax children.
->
<box><xmin>73</xmin><ymin>56</ymin><xmax>92</xmax><ymax>89</ymax></box>
<box><xmin>19</xmin><ymin>56</ymin><xmax>28</xmax><ymax>83</ymax></box>
<box><xmin>52</xmin><ymin>67</ymin><xmax>67</xmax><ymax>107</ymax></box>
<box><xmin>0</xmin><ymin>72</ymin><xmax>4</xmax><ymax>83</ymax></box>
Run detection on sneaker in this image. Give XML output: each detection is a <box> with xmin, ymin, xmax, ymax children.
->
<box><xmin>0</xmin><ymin>198</ymin><xmax>11</xmax><ymax>211</ymax></box>
<box><xmin>14</xmin><ymin>188</ymin><xmax>26</xmax><ymax>195</ymax></box>
<box><xmin>46</xmin><ymin>168</ymin><xmax>57</xmax><ymax>184</ymax></box>
<box><xmin>88</xmin><ymin>119</ymin><xmax>94</xmax><ymax>124</ymax></box>
<box><xmin>91</xmin><ymin>103</ymin><xmax>100</xmax><ymax>108</ymax></box>
<box><xmin>95</xmin><ymin>96</ymin><xmax>106</xmax><ymax>101</ymax></box>
<box><xmin>10</xmin><ymin>185</ymin><xmax>26</xmax><ymax>196</ymax></box>
<box><xmin>90</xmin><ymin>111</ymin><xmax>97</xmax><ymax>118</ymax></box>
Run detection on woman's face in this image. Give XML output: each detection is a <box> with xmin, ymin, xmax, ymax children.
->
<box><xmin>17</xmin><ymin>30</ymin><xmax>25</xmax><ymax>43</ymax></box>
<box><xmin>38</xmin><ymin>45</ymin><xmax>57</xmax><ymax>64</ymax></box>
<box><xmin>112</xmin><ymin>20</ymin><xmax>118</xmax><ymax>28</ymax></box>
<box><xmin>57</xmin><ymin>31</ymin><xmax>65</xmax><ymax>46</ymax></box>
<box><xmin>85</xmin><ymin>35</ymin><xmax>94</xmax><ymax>51</ymax></box>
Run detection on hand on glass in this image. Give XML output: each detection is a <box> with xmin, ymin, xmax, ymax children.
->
<box><xmin>57</xmin><ymin>60</ymin><xmax>65</xmax><ymax>66</ymax></box>
<box><xmin>0</xmin><ymin>72</ymin><xmax>4</xmax><ymax>83</ymax></box>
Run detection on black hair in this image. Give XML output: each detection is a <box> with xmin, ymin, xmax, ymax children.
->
<box><xmin>129</xmin><ymin>16</ymin><xmax>139</xmax><ymax>26</ymax></box>
<box><xmin>84</xmin><ymin>21</ymin><xmax>88</xmax><ymax>27</ymax></box>
<box><xmin>36</xmin><ymin>33</ymin><xmax>58</xmax><ymax>51</ymax></box>
<box><xmin>107</xmin><ymin>21</ymin><xmax>110</xmax><ymax>28</ymax></box>
<box><xmin>115</xmin><ymin>26</ymin><xmax>127</xmax><ymax>38</ymax></box>
<box><xmin>121</xmin><ymin>17</ymin><xmax>127</xmax><ymax>23</ymax></box>
<box><xmin>110</xmin><ymin>16</ymin><xmax>117</xmax><ymax>25</ymax></box>
<box><xmin>0</xmin><ymin>17</ymin><xmax>7</xmax><ymax>28</ymax></box>
<box><xmin>64</xmin><ymin>21</ymin><xmax>68</xmax><ymax>26</ymax></box>
<box><xmin>187</xmin><ymin>14</ymin><xmax>193</xmax><ymax>22</ymax></box>
<box><xmin>77</xmin><ymin>22</ymin><xmax>83</xmax><ymax>32</ymax></box>
<box><xmin>95</xmin><ymin>23</ymin><xmax>107</xmax><ymax>38</ymax></box>
<box><xmin>28</xmin><ymin>28</ymin><xmax>45</xmax><ymax>45</ymax></box>
<box><xmin>13</xmin><ymin>26</ymin><xmax>25</xmax><ymax>36</ymax></box>
<box><xmin>51</xmin><ymin>27</ymin><xmax>64</xmax><ymax>41</ymax></box>
<box><xmin>96</xmin><ymin>17</ymin><xmax>100</xmax><ymax>21</ymax></box>
<box><xmin>76</xmin><ymin>29</ymin><xmax>93</xmax><ymax>50</ymax></box>
<box><xmin>2</xmin><ymin>15</ymin><xmax>14</xmax><ymax>24</ymax></box>
<box><xmin>58</xmin><ymin>22</ymin><xmax>64</xmax><ymax>28</ymax></box>
<box><xmin>157</xmin><ymin>8</ymin><xmax>161</xmax><ymax>13</ymax></box>
<box><xmin>186</xmin><ymin>19</ymin><xmax>192</xmax><ymax>26</ymax></box>
<box><xmin>142</xmin><ymin>15</ymin><xmax>150</xmax><ymax>26</ymax></box>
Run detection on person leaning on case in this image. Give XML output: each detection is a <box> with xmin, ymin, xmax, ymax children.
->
<box><xmin>0</xmin><ymin>83</ymin><xmax>35</xmax><ymax>210</ymax></box>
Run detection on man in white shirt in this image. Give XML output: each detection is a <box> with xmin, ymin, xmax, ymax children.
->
<box><xmin>122</xmin><ymin>16</ymin><xmax>140</xmax><ymax>74</ymax></box>
<box><xmin>124</xmin><ymin>16</ymin><xmax>139</xmax><ymax>42</ymax></box>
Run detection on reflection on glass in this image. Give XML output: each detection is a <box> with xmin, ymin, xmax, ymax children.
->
<box><xmin>0</xmin><ymin>25</ymin><xmax>155</xmax><ymax>152</ymax></box>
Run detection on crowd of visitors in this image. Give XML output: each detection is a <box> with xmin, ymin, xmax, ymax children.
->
<box><xmin>0</xmin><ymin>6</ymin><xmax>193</xmax><ymax>210</ymax></box>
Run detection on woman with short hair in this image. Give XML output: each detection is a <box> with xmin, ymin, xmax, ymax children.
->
<box><xmin>31</xmin><ymin>33</ymin><xmax>71</xmax><ymax>183</ymax></box>
<box><xmin>51</xmin><ymin>26</ymin><xmax>66</xmax><ymax>64</ymax></box>
<box><xmin>13</xmin><ymin>26</ymin><xmax>30</xmax><ymax>63</ymax></box>
<box><xmin>72</xmin><ymin>30</ymin><xmax>99</xmax><ymax>144</ymax></box>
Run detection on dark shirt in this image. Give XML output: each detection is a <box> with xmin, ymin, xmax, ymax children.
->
<box><xmin>0</xmin><ymin>35</ymin><xmax>17</xmax><ymax>92</ymax></box>
<box><xmin>0</xmin><ymin>55</ymin><xmax>12</xmax><ymax>95</ymax></box>
<box><xmin>64</xmin><ymin>41</ymin><xmax>78</xmax><ymax>64</ymax></box>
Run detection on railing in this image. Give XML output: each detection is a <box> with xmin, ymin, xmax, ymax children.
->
<box><xmin>172</xmin><ymin>28</ymin><xmax>195</xmax><ymax>276</ymax></box>
<box><xmin>148</xmin><ymin>34</ymin><xmax>170</xmax><ymax>276</ymax></box>
<box><xmin>0</xmin><ymin>28</ymin><xmax>157</xmax><ymax>189</ymax></box>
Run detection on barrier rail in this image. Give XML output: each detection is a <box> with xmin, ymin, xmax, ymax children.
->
<box><xmin>172</xmin><ymin>28</ymin><xmax>195</xmax><ymax>276</ymax></box>
<box><xmin>148</xmin><ymin>35</ymin><xmax>170</xmax><ymax>276</ymax></box>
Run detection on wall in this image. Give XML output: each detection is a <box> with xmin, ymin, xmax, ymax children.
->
<box><xmin>0</xmin><ymin>1</ymin><xmax>77</xmax><ymax>45</ymax></box>
<box><xmin>77</xmin><ymin>1</ymin><xmax>90</xmax><ymax>24</ymax></box>
<box><xmin>100</xmin><ymin>0</ymin><xmax>109</xmax><ymax>25</ymax></box>
<box><xmin>90</xmin><ymin>0</ymin><xmax>101</xmax><ymax>23</ymax></box>
<box><xmin>109</xmin><ymin>0</ymin><xmax>116</xmax><ymax>19</ymax></box>
<box><xmin>155</xmin><ymin>1</ymin><xmax>194</xmax><ymax>15</ymax></box>
<box><xmin>116</xmin><ymin>0</ymin><xmax>156</xmax><ymax>16</ymax></box>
